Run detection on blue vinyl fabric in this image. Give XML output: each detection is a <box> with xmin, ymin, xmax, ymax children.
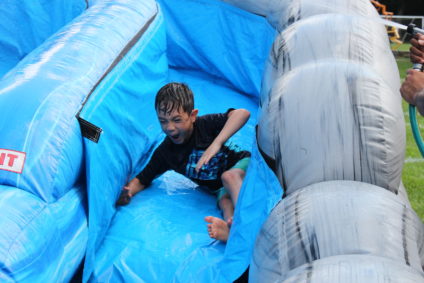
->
<box><xmin>0</xmin><ymin>1</ymin><xmax>98</xmax><ymax>280</ymax></box>
<box><xmin>89</xmin><ymin>1</ymin><xmax>281</xmax><ymax>282</ymax></box>
<box><xmin>158</xmin><ymin>0</ymin><xmax>274</xmax><ymax>98</ymax></box>
<box><xmin>0</xmin><ymin>0</ymin><xmax>87</xmax><ymax>78</ymax></box>
<box><xmin>1</xmin><ymin>1</ymin><xmax>423</xmax><ymax>282</ymax></box>
<box><xmin>0</xmin><ymin>0</ymin><xmax>282</xmax><ymax>281</ymax></box>
<box><xmin>90</xmin><ymin>70</ymin><xmax>282</xmax><ymax>282</ymax></box>
<box><xmin>0</xmin><ymin>0</ymin><xmax>165</xmax><ymax>203</ymax></box>
<box><xmin>0</xmin><ymin>0</ymin><xmax>165</xmax><ymax>281</ymax></box>
<box><xmin>80</xmin><ymin>3</ymin><xmax>169</xmax><ymax>281</ymax></box>
<box><xmin>0</xmin><ymin>185</ymin><xmax>87</xmax><ymax>282</ymax></box>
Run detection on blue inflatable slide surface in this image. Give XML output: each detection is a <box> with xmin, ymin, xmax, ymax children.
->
<box><xmin>0</xmin><ymin>0</ymin><xmax>282</xmax><ymax>282</ymax></box>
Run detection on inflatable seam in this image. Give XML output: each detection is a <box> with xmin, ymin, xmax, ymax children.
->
<box><xmin>3</xmin><ymin>203</ymin><xmax>48</xmax><ymax>265</ymax></box>
<box><xmin>76</xmin><ymin>10</ymin><xmax>158</xmax><ymax>143</ymax></box>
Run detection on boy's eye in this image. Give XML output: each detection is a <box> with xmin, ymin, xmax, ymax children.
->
<box><xmin>174</xmin><ymin>119</ymin><xmax>181</xmax><ymax>123</ymax></box>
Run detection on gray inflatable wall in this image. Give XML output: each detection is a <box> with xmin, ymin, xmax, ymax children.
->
<box><xmin>281</xmin><ymin>255</ymin><xmax>424</xmax><ymax>283</ymax></box>
<box><xmin>258</xmin><ymin>61</ymin><xmax>404</xmax><ymax>195</ymax></box>
<box><xmin>256</xmin><ymin>10</ymin><xmax>404</xmax><ymax>195</ymax></box>
<box><xmin>222</xmin><ymin>0</ymin><xmax>424</xmax><ymax>282</ymax></box>
<box><xmin>250</xmin><ymin>181</ymin><xmax>424</xmax><ymax>282</ymax></box>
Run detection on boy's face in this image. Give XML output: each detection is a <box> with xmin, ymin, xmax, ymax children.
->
<box><xmin>157</xmin><ymin>106</ymin><xmax>198</xmax><ymax>144</ymax></box>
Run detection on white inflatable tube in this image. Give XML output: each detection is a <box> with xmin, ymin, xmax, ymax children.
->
<box><xmin>258</xmin><ymin>61</ymin><xmax>404</xmax><ymax>194</ymax></box>
<box><xmin>222</xmin><ymin>0</ymin><xmax>378</xmax><ymax>31</ymax></box>
<box><xmin>281</xmin><ymin>255</ymin><xmax>424</xmax><ymax>283</ymax></box>
<box><xmin>250</xmin><ymin>181</ymin><xmax>424</xmax><ymax>282</ymax></box>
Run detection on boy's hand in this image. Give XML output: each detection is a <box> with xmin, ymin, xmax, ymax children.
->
<box><xmin>195</xmin><ymin>108</ymin><xmax>250</xmax><ymax>172</ymax></box>
<box><xmin>116</xmin><ymin>187</ymin><xmax>133</xmax><ymax>206</ymax></box>
<box><xmin>115</xmin><ymin>178</ymin><xmax>144</xmax><ymax>206</ymax></box>
<box><xmin>195</xmin><ymin>142</ymin><xmax>222</xmax><ymax>172</ymax></box>
<box><xmin>410</xmin><ymin>34</ymin><xmax>424</xmax><ymax>64</ymax></box>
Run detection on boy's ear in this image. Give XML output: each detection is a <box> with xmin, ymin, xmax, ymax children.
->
<box><xmin>190</xmin><ymin>109</ymin><xmax>199</xmax><ymax>122</ymax></box>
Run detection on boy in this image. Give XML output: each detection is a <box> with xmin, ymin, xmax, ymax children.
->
<box><xmin>116</xmin><ymin>82</ymin><xmax>251</xmax><ymax>242</ymax></box>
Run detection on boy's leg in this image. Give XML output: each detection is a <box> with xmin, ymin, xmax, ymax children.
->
<box><xmin>205</xmin><ymin>168</ymin><xmax>247</xmax><ymax>242</ymax></box>
<box><xmin>220</xmin><ymin>168</ymin><xmax>246</xmax><ymax>207</ymax></box>
<box><xmin>205</xmin><ymin>158</ymin><xmax>249</xmax><ymax>242</ymax></box>
<box><xmin>218</xmin><ymin>194</ymin><xmax>234</xmax><ymax>223</ymax></box>
<box><xmin>204</xmin><ymin>190</ymin><xmax>233</xmax><ymax>242</ymax></box>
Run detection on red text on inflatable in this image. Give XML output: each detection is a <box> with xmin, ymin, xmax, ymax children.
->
<box><xmin>0</xmin><ymin>149</ymin><xmax>26</xmax><ymax>173</ymax></box>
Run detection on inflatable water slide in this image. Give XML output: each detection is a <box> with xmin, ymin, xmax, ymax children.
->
<box><xmin>0</xmin><ymin>0</ymin><xmax>423</xmax><ymax>282</ymax></box>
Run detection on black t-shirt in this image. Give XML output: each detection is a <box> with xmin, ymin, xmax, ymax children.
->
<box><xmin>136</xmin><ymin>110</ymin><xmax>251</xmax><ymax>190</ymax></box>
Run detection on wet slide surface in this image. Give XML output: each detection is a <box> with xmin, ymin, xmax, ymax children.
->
<box><xmin>85</xmin><ymin>1</ymin><xmax>280</xmax><ymax>281</ymax></box>
<box><xmin>90</xmin><ymin>69</ymin><xmax>271</xmax><ymax>282</ymax></box>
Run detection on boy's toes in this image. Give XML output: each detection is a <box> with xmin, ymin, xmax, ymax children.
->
<box><xmin>205</xmin><ymin>216</ymin><xmax>230</xmax><ymax>242</ymax></box>
<box><xmin>205</xmin><ymin>216</ymin><xmax>214</xmax><ymax>223</ymax></box>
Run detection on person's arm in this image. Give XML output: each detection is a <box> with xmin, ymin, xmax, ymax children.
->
<box><xmin>195</xmin><ymin>109</ymin><xmax>250</xmax><ymax>172</ymax></box>
<box><xmin>400</xmin><ymin>69</ymin><xmax>424</xmax><ymax>116</ymax></box>
<box><xmin>399</xmin><ymin>34</ymin><xmax>424</xmax><ymax>116</ymax></box>
<box><xmin>115</xmin><ymin>177</ymin><xmax>146</xmax><ymax>206</ymax></box>
<box><xmin>116</xmin><ymin>146</ymin><xmax>168</xmax><ymax>206</ymax></box>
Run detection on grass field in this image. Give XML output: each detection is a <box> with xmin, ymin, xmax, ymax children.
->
<box><xmin>396</xmin><ymin>55</ymin><xmax>424</xmax><ymax>220</ymax></box>
<box><xmin>391</xmin><ymin>43</ymin><xmax>411</xmax><ymax>52</ymax></box>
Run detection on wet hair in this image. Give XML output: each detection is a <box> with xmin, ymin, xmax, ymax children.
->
<box><xmin>155</xmin><ymin>82</ymin><xmax>194</xmax><ymax>115</ymax></box>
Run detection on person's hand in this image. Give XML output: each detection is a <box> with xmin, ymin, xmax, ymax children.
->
<box><xmin>400</xmin><ymin>69</ymin><xmax>424</xmax><ymax>116</ymax></box>
<box><xmin>195</xmin><ymin>142</ymin><xmax>222</xmax><ymax>172</ymax></box>
<box><xmin>410</xmin><ymin>34</ymin><xmax>424</xmax><ymax>64</ymax></box>
<box><xmin>116</xmin><ymin>187</ymin><xmax>132</xmax><ymax>206</ymax></box>
<box><xmin>115</xmin><ymin>178</ymin><xmax>143</xmax><ymax>206</ymax></box>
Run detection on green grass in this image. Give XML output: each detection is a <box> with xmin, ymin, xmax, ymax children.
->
<box><xmin>391</xmin><ymin>43</ymin><xmax>411</xmax><ymax>52</ymax></box>
<box><xmin>397</xmin><ymin>57</ymin><xmax>424</xmax><ymax>220</ymax></box>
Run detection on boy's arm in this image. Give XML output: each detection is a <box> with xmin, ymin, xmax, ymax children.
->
<box><xmin>116</xmin><ymin>146</ymin><xmax>168</xmax><ymax>206</ymax></box>
<box><xmin>116</xmin><ymin>177</ymin><xmax>146</xmax><ymax>206</ymax></box>
<box><xmin>195</xmin><ymin>108</ymin><xmax>250</xmax><ymax>172</ymax></box>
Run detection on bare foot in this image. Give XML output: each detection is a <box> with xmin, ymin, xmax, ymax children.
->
<box><xmin>205</xmin><ymin>216</ymin><xmax>229</xmax><ymax>242</ymax></box>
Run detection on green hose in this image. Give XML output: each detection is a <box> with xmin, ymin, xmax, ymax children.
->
<box><xmin>409</xmin><ymin>104</ymin><xmax>424</xmax><ymax>157</ymax></box>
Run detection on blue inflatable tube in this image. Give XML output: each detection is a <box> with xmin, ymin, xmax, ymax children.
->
<box><xmin>1</xmin><ymin>0</ymin><xmax>280</xmax><ymax>281</ymax></box>
<box><xmin>0</xmin><ymin>0</ymin><xmax>169</xmax><ymax>281</ymax></box>
<box><xmin>0</xmin><ymin>1</ymin><xmax>91</xmax><ymax>281</ymax></box>
<box><xmin>0</xmin><ymin>0</ymin><xmax>88</xmax><ymax>78</ymax></box>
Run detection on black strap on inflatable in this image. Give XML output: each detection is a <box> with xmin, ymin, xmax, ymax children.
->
<box><xmin>76</xmin><ymin>11</ymin><xmax>158</xmax><ymax>143</ymax></box>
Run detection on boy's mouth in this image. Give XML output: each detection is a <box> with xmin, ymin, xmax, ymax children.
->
<box><xmin>170</xmin><ymin>133</ymin><xmax>180</xmax><ymax>141</ymax></box>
